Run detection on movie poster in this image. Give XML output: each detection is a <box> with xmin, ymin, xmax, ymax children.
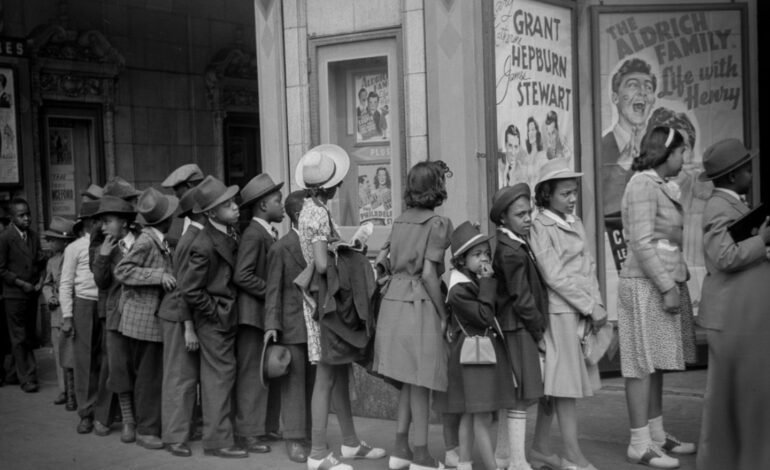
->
<box><xmin>357</xmin><ymin>163</ymin><xmax>393</xmax><ymax>226</ymax></box>
<box><xmin>354</xmin><ymin>72</ymin><xmax>390</xmax><ymax>144</ymax></box>
<box><xmin>0</xmin><ymin>67</ymin><xmax>19</xmax><ymax>184</ymax></box>
<box><xmin>494</xmin><ymin>0</ymin><xmax>576</xmax><ymax>190</ymax></box>
<box><xmin>594</xmin><ymin>6</ymin><xmax>747</xmax><ymax>317</ymax></box>
<box><xmin>48</xmin><ymin>127</ymin><xmax>77</xmax><ymax>217</ymax></box>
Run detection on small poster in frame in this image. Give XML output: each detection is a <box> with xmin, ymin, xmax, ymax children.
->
<box><xmin>0</xmin><ymin>66</ymin><xmax>20</xmax><ymax>185</ymax></box>
<box><xmin>354</xmin><ymin>71</ymin><xmax>390</xmax><ymax>145</ymax></box>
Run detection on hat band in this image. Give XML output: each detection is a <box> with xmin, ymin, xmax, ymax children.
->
<box><xmin>453</xmin><ymin>233</ymin><xmax>486</xmax><ymax>257</ymax></box>
<box><xmin>664</xmin><ymin>128</ymin><xmax>675</xmax><ymax>147</ymax></box>
<box><xmin>48</xmin><ymin>229</ymin><xmax>72</xmax><ymax>237</ymax></box>
<box><xmin>306</xmin><ymin>162</ymin><xmax>337</xmax><ymax>188</ymax></box>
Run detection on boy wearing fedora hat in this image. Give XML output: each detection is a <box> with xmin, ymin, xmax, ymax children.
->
<box><xmin>696</xmin><ymin>139</ymin><xmax>770</xmax><ymax>470</ymax></box>
<box><xmin>42</xmin><ymin>217</ymin><xmax>77</xmax><ymax>406</ymax></box>
<box><xmin>233</xmin><ymin>173</ymin><xmax>285</xmax><ymax>454</ymax></box>
<box><xmin>181</xmin><ymin>176</ymin><xmax>249</xmax><ymax>458</ymax></box>
<box><xmin>264</xmin><ymin>190</ymin><xmax>312</xmax><ymax>463</ymax></box>
<box><xmin>157</xmin><ymin>187</ymin><xmax>205</xmax><ymax>457</ymax></box>
<box><xmin>59</xmin><ymin>200</ymin><xmax>101</xmax><ymax>433</ymax></box>
<box><xmin>162</xmin><ymin>163</ymin><xmax>205</xmax><ymax>241</ymax></box>
<box><xmin>91</xmin><ymin>195</ymin><xmax>140</xmax><ymax>441</ymax></box>
<box><xmin>113</xmin><ymin>187</ymin><xmax>179</xmax><ymax>450</ymax></box>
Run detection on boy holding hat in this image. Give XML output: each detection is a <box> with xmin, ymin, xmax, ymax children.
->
<box><xmin>265</xmin><ymin>190</ymin><xmax>312</xmax><ymax>463</ymax></box>
<box><xmin>60</xmin><ymin>199</ymin><xmax>101</xmax><ymax>433</ymax></box>
<box><xmin>113</xmin><ymin>187</ymin><xmax>179</xmax><ymax>450</ymax></box>
<box><xmin>91</xmin><ymin>195</ymin><xmax>140</xmax><ymax>441</ymax></box>
<box><xmin>42</xmin><ymin>217</ymin><xmax>77</xmax><ymax>406</ymax></box>
<box><xmin>157</xmin><ymin>188</ymin><xmax>205</xmax><ymax>458</ymax></box>
<box><xmin>233</xmin><ymin>173</ymin><xmax>285</xmax><ymax>454</ymax></box>
<box><xmin>696</xmin><ymin>139</ymin><xmax>770</xmax><ymax>470</ymax></box>
<box><xmin>181</xmin><ymin>176</ymin><xmax>248</xmax><ymax>458</ymax></box>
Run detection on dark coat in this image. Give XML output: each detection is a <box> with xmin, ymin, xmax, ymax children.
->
<box><xmin>93</xmin><ymin>238</ymin><xmax>126</xmax><ymax>331</ymax></box>
<box><xmin>158</xmin><ymin>224</ymin><xmax>201</xmax><ymax>323</ymax></box>
<box><xmin>181</xmin><ymin>220</ymin><xmax>239</xmax><ymax>332</ymax></box>
<box><xmin>493</xmin><ymin>232</ymin><xmax>548</xmax><ymax>341</ymax></box>
<box><xmin>0</xmin><ymin>225</ymin><xmax>44</xmax><ymax>299</ymax></box>
<box><xmin>234</xmin><ymin>219</ymin><xmax>274</xmax><ymax>329</ymax></box>
<box><xmin>264</xmin><ymin>229</ymin><xmax>307</xmax><ymax>344</ymax></box>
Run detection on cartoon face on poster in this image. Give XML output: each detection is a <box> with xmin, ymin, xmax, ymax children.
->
<box><xmin>354</xmin><ymin>72</ymin><xmax>390</xmax><ymax>144</ymax></box>
<box><xmin>594</xmin><ymin>6</ymin><xmax>747</xmax><ymax>317</ymax></box>
<box><xmin>357</xmin><ymin>163</ymin><xmax>393</xmax><ymax>226</ymax></box>
<box><xmin>494</xmin><ymin>0</ymin><xmax>576</xmax><ymax>191</ymax></box>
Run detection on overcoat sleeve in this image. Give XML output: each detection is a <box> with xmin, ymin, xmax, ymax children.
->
<box><xmin>263</xmin><ymin>243</ymin><xmax>284</xmax><ymax>332</ymax></box>
<box><xmin>702</xmin><ymin>200</ymin><xmax>766</xmax><ymax>273</ymax></box>
<box><xmin>181</xmin><ymin>244</ymin><xmax>216</xmax><ymax>319</ymax></box>
<box><xmin>500</xmin><ymin>248</ymin><xmax>546</xmax><ymax>339</ymax></box>
<box><xmin>447</xmin><ymin>278</ymin><xmax>497</xmax><ymax>329</ymax></box>
<box><xmin>233</xmin><ymin>230</ymin><xmax>268</xmax><ymax>299</ymax></box>
<box><xmin>114</xmin><ymin>238</ymin><xmax>165</xmax><ymax>286</ymax></box>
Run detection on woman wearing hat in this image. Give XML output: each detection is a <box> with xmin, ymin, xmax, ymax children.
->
<box><xmin>528</xmin><ymin>159</ymin><xmax>605</xmax><ymax>470</ymax></box>
<box><xmin>696</xmin><ymin>139</ymin><xmax>770</xmax><ymax>470</ymax></box>
<box><xmin>295</xmin><ymin>144</ymin><xmax>385</xmax><ymax>470</ymax></box>
<box><xmin>617</xmin><ymin>126</ymin><xmax>696</xmax><ymax>469</ymax></box>
<box><xmin>42</xmin><ymin>217</ymin><xmax>77</xmax><ymax>408</ymax></box>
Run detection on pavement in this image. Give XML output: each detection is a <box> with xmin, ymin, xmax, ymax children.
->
<box><xmin>0</xmin><ymin>347</ymin><xmax>705</xmax><ymax>470</ymax></box>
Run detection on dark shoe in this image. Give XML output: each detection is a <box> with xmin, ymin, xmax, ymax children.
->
<box><xmin>65</xmin><ymin>400</ymin><xmax>77</xmax><ymax>412</ymax></box>
<box><xmin>93</xmin><ymin>420</ymin><xmax>111</xmax><ymax>436</ymax></box>
<box><xmin>77</xmin><ymin>417</ymin><xmax>94</xmax><ymax>434</ymax></box>
<box><xmin>287</xmin><ymin>440</ymin><xmax>308</xmax><ymax>463</ymax></box>
<box><xmin>136</xmin><ymin>434</ymin><xmax>163</xmax><ymax>450</ymax></box>
<box><xmin>203</xmin><ymin>447</ymin><xmax>249</xmax><ymax>459</ymax></box>
<box><xmin>21</xmin><ymin>382</ymin><xmax>38</xmax><ymax>393</ymax></box>
<box><xmin>240</xmin><ymin>435</ymin><xmax>271</xmax><ymax>453</ymax></box>
<box><xmin>121</xmin><ymin>423</ymin><xmax>136</xmax><ymax>443</ymax></box>
<box><xmin>166</xmin><ymin>442</ymin><xmax>192</xmax><ymax>457</ymax></box>
<box><xmin>259</xmin><ymin>431</ymin><xmax>283</xmax><ymax>442</ymax></box>
<box><xmin>53</xmin><ymin>392</ymin><xmax>67</xmax><ymax>405</ymax></box>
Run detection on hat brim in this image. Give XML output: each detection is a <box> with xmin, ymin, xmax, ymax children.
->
<box><xmin>295</xmin><ymin>144</ymin><xmax>351</xmax><ymax>189</ymax></box>
<box><xmin>698</xmin><ymin>150</ymin><xmax>758</xmax><ymax>181</ymax></box>
<box><xmin>194</xmin><ymin>185</ymin><xmax>239</xmax><ymax>214</ymax></box>
<box><xmin>138</xmin><ymin>197</ymin><xmax>180</xmax><ymax>226</ymax></box>
<box><xmin>239</xmin><ymin>182</ymin><xmax>284</xmax><ymax>209</ymax></box>
<box><xmin>92</xmin><ymin>208</ymin><xmax>136</xmax><ymax>218</ymax></box>
<box><xmin>259</xmin><ymin>341</ymin><xmax>291</xmax><ymax>389</ymax></box>
<box><xmin>490</xmin><ymin>187</ymin><xmax>531</xmax><ymax>225</ymax></box>
<box><xmin>453</xmin><ymin>233</ymin><xmax>493</xmax><ymax>259</ymax></box>
<box><xmin>536</xmin><ymin>170</ymin><xmax>583</xmax><ymax>189</ymax></box>
<box><xmin>43</xmin><ymin>230</ymin><xmax>76</xmax><ymax>240</ymax></box>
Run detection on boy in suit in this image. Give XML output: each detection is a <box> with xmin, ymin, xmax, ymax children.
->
<box><xmin>91</xmin><ymin>195</ymin><xmax>139</xmax><ymax>441</ymax></box>
<box><xmin>264</xmin><ymin>190</ymin><xmax>312</xmax><ymax>463</ymax></box>
<box><xmin>158</xmin><ymin>188</ymin><xmax>204</xmax><ymax>458</ymax></box>
<box><xmin>181</xmin><ymin>176</ymin><xmax>247</xmax><ymax>459</ymax></box>
<box><xmin>233</xmin><ymin>173</ymin><xmax>284</xmax><ymax>454</ymax></box>
<box><xmin>0</xmin><ymin>198</ymin><xmax>46</xmax><ymax>393</ymax></box>
<box><xmin>114</xmin><ymin>188</ymin><xmax>178</xmax><ymax>450</ymax></box>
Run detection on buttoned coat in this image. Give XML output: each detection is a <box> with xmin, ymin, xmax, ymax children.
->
<box><xmin>181</xmin><ymin>220</ymin><xmax>239</xmax><ymax>332</ymax></box>
<box><xmin>114</xmin><ymin>228</ymin><xmax>173</xmax><ymax>343</ymax></box>
<box><xmin>158</xmin><ymin>224</ymin><xmax>201</xmax><ymax>323</ymax></box>
<box><xmin>493</xmin><ymin>232</ymin><xmax>548</xmax><ymax>340</ymax></box>
<box><xmin>0</xmin><ymin>226</ymin><xmax>44</xmax><ymax>299</ymax></box>
<box><xmin>93</xmin><ymin>231</ymin><xmax>139</xmax><ymax>331</ymax></box>
<box><xmin>42</xmin><ymin>253</ymin><xmax>64</xmax><ymax>326</ymax></box>
<box><xmin>234</xmin><ymin>219</ymin><xmax>274</xmax><ymax>329</ymax></box>
<box><xmin>264</xmin><ymin>229</ymin><xmax>307</xmax><ymax>344</ymax></box>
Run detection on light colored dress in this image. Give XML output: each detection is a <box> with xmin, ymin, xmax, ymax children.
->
<box><xmin>530</xmin><ymin>210</ymin><xmax>603</xmax><ymax>398</ymax></box>
<box><xmin>373</xmin><ymin>208</ymin><xmax>452</xmax><ymax>391</ymax></box>
<box><xmin>297</xmin><ymin>197</ymin><xmax>336</xmax><ymax>363</ymax></box>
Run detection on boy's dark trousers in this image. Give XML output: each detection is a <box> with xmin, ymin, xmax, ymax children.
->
<box><xmin>160</xmin><ymin>318</ymin><xmax>199</xmax><ymax>444</ymax></box>
<box><xmin>280</xmin><ymin>343</ymin><xmax>314</xmax><ymax>440</ymax></box>
<box><xmin>72</xmin><ymin>297</ymin><xmax>101</xmax><ymax>418</ymax></box>
<box><xmin>3</xmin><ymin>296</ymin><xmax>38</xmax><ymax>385</ymax></box>
<box><xmin>197</xmin><ymin>320</ymin><xmax>237</xmax><ymax>449</ymax></box>
<box><xmin>125</xmin><ymin>336</ymin><xmax>163</xmax><ymax>437</ymax></box>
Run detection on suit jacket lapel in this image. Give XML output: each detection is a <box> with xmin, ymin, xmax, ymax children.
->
<box><xmin>10</xmin><ymin>226</ymin><xmax>32</xmax><ymax>258</ymax></box>
<box><xmin>207</xmin><ymin>223</ymin><xmax>236</xmax><ymax>268</ymax></box>
<box><xmin>498</xmin><ymin>231</ymin><xmax>546</xmax><ymax>283</ymax></box>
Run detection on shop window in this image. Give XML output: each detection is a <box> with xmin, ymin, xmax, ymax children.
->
<box><xmin>309</xmin><ymin>31</ymin><xmax>404</xmax><ymax>251</ymax></box>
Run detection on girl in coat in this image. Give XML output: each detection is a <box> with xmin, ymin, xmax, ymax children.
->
<box><xmin>618</xmin><ymin>126</ymin><xmax>697</xmax><ymax>469</ymax></box>
<box><xmin>529</xmin><ymin>159</ymin><xmax>606</xmax><ymax>470</ymax></box>
<box><xmin>489</xmin><ymin>183</ymin><xmax>552</xmax><ymax>470</ymax></box>
<box><xmin>374</xmin><ymin>160</ymin><xmax>453</xmax><ymax>470</ymax></box>
<box><xmin>444</xmin><ymin>221</ymin><xmax>515</xmax><ymax>470</ymax></box>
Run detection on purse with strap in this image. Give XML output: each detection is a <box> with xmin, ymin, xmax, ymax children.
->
<box><xmin>456</xmin><ymin>317</ymin><xmax>502</xmax><ymax>365</ymax></box>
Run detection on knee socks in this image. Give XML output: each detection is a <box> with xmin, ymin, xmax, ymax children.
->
<box><xmin>508</xmin><ymin>409</ymin><xmax>530</xmax><ymax>468</ymax></box>
<box><xmin>494</xmin><ymin>409</ymin><xmax>510</xmax><ymax>467</ymax></box>
<box><xmin>118</xmin><ymin>392</ymin><xmax>135</xmax><ymax>425</ymax></box>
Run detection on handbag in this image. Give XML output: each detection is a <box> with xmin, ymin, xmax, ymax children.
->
<box><xmin>577</xmin><ymin>319</ymin><xmax>617</xmax><ymax>366</ymax></box>
<box><xmin>456</xmin><ymin>317</ymin><xmax>499</xmax><ymax>365</ymax></box>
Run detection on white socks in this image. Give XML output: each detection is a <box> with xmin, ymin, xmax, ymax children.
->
<box><xmin>508</xmin><ymin>410</ymin><xmax>532</xmax><ymax>470</ymax></box>
<box><xmin>629</xmin><ymin>425</ymin><xmax>652</xmax><ymax>454</ymax></box>
<box><xmin>494</xmin><ymin>409</ymin><xmax>510</xmax><ymax>468</ymax></box>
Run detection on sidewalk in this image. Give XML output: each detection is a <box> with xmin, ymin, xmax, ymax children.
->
<box><xmin>0</xmin><ymin>347</ymin><xmax>704</xmax><ymax>470</ymax></box>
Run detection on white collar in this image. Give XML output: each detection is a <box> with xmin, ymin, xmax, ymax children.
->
<box><xmin>147</xmin><ymin>226</ymin><xmax>165</xmax><ymax>244</ymax></box>
<box><xmin>13</xmin><ymin>223</ymin><xmax>27</xmax><ymax>239</ymax></box>
<box><xmin>445</xmin><ymin>269</ymin><xmax>473</xmax><ymax>301</ymax></box>
<box><xmin>209</xmin><ymin>218</ymin><xmax>228</xmax><ymax>235</ymax></box>
<box><xmin>189</xmin><ymin>220</ymin><xmax>204</xmax><ymax>230</ymax></box>
<box><xmin>542</xmin><ymin>209</ymin><xmax>575</xmax><ymax>229</ymax></box>
<box><xmin>252</xmin><ymin>217</ymin><xmax>275</xmax><ymax>236</ymax></box>
<box><xmin>714</xmin><ymin>187</ymin><xmax>742</xmax><ymax>202</ymax></box>
<box><xmin>498</xmin><ymin>227</ymin><xmax>527</xmax><ymax>245</ymax></box>
<box><xmin>120</xmin><ymin>232</ymin><xmax>136</xmax><ymax>251</ymax></box>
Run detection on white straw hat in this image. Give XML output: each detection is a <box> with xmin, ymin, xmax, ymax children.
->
<box><xmin>295</xmin><ymin>144</ymin><xmax>351</xmax><ymax>189</ymax></box>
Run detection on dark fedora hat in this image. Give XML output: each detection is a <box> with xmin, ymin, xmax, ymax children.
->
<box><xmin>699</xmin><ymin>138</ymin><xmax>758</xmax><ymax>181</ymax></box>
<box><xmin>77</xmin><ymin>199</ymin><xmax>101</xmax><ymax>219</ymax></box>
<box><xmin>239</xmin><ymin>173</ymin><xmax>284</xmax><ymax>209</ymax></box>
<box><xmin>103</xmin><ymin>177</ymin><xmax>141</xmax><ymax>200</ymax></box>
<box><xmin>490</xmin><ymin>182</ymin><xmax>531</xmax><ymax>225</ymax></box>
<box><xmin>450</xmin><ymin>221</ymin><xmax>492</xmax><ymax>259</ymax></box>
<box><xmin>192</xmin><ymin>176</ymin><xmax>239</xmax><ymax>214</ymax></box>
<box><xmin>259</xmin><ymin>341</ymin><xmax>291</xmax><ymax>388</ymax></box>
<box><xmin>43</xmin><ymin>216</ymin><xmax>77</xmax><ymax>239</ymax></box>
<box><xmin>94</xmin><ymin>195</ymin><xmax>136</xmax><ymax>217</ymax></box>
<box><xmin>177</xmin><ymin>187</ymin><xmax>200</xmax><ymax>218</ymax></box>
<box><xmin>136</xmin><ymin>187</ymin><xmax>179</xmax><ymax>226</ymax></box>
<box><xmin>81</xmin><ymin>184</ymin><xmax>103</xmax><ymax>201</ymax></box>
